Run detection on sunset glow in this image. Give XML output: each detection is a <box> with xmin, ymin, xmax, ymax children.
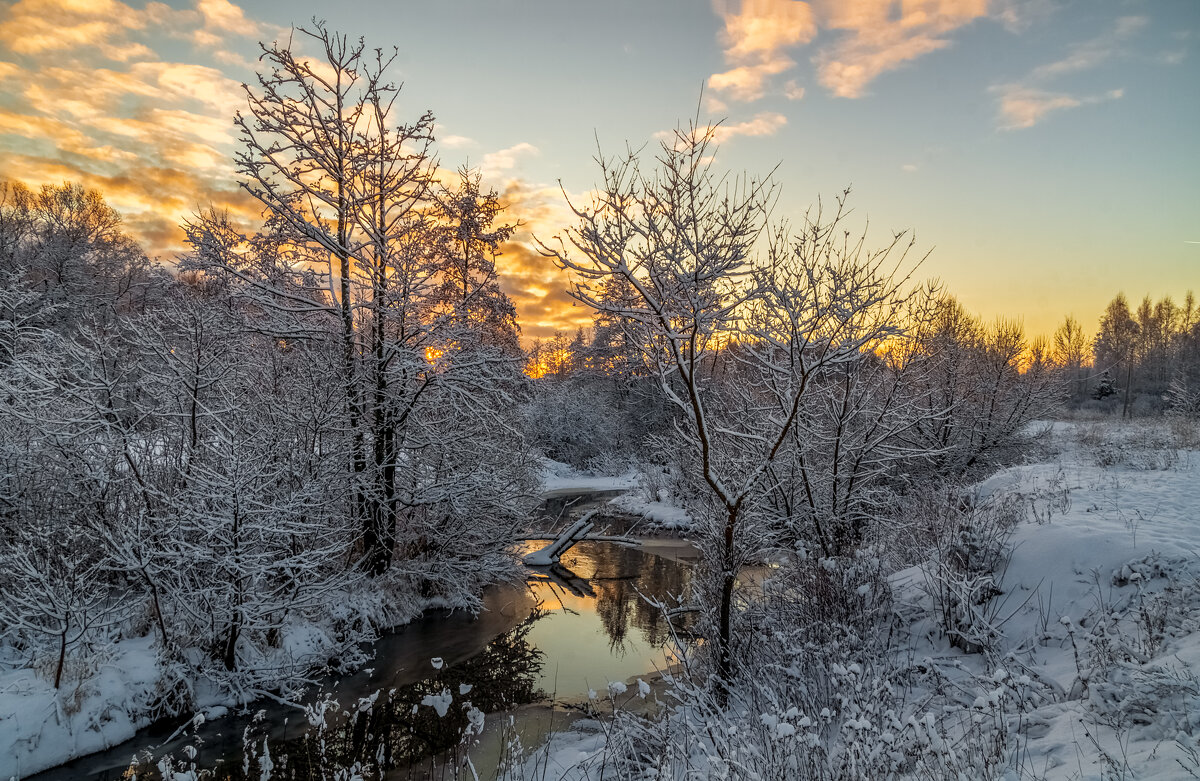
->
<box><xmin>1</xmin><ymin>0</ymin><xmax>1196</xmax><ymax>340</ymax></box>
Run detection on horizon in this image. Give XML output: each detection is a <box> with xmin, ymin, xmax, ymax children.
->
<box><xmin>1</xmin><ymin>0</ymin><xmax>1196</xmax><ymax>342</ymax></box>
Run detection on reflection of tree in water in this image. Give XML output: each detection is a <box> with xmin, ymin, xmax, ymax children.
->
<box><xmin>130</xmin><ymin>546</ymin><xmax>691</xmax><ymax>779</ymax></box>
<box><xmin>137</xmin><ymin>611</ymin><xmax>547</xmax><ymax>779</ymax></box>
<box><xmin>562</xmin><ymin>543</ymin><xmax>690</xmax><ymax>653</ymax></box>
<box><xmin>342</xmin><ymin>609</ymin><xmax>548</xmax><ymax>776</ymax></box>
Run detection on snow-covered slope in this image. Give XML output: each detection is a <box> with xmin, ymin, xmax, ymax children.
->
<box><xmin>978</xmin><ymin>424</ymin><xmax>1200</xmax><ymax>778</ymax></box>
<box><xmin>526</xmin><ymin>421</ymin><xmax>1200</xmax><ymax>779</ymax></box>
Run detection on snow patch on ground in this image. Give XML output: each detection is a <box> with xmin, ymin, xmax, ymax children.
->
<box><xmin>538</xmin><ymin>458</ymin><xmax>638</xmax><ymax>497</ymax></box>
<box><xmin>0</xmin><ymin>635</ymin><xmax>161</xmax><ymax>780</ymax></box>
<box><xmin>607</xmin><ymin>494</ymin><xmax>693</xmax><ymax>529</ymax></box>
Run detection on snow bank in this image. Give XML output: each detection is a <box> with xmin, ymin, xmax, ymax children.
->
<box><xmin>538</xmin><ymin>459</ymin><xmax>638</xmax><ymax>497</ymax></box>
<box><xmin>607</xmin><ymin>494</ymin><xmax>693</xmax><ymax>530</ymax></box>
<box><xmin>0</xmin><ymin>635</ymin><xmax>161</xmax><ymax>780</ymax></box>
<box><xmin>907</xmin><ymin>423</ymin><xmax>1200</xmax><ymax>778</ymax></box>
<box><xmin>0</xmin><ymin>574</ymin><xmax>504</xmax><ymax>778</ymax></box>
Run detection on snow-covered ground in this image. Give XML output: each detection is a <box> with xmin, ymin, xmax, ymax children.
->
<box><xmin>538</xmin><ymin>459</ymin><xmax>694</xmax><ymax>530</ymax></box>
<box><xmin>971</xmin><ymin>421</ymin><xmax>1200</xmax><ymax>778</ymax></box>
<box><xmin>0</xmin><ymin>636</ymin><xmax>161</xmax><ymax>780</ymax></box>
<box><xmin>538</xmin><ymin>459</ymin><xmax>639</xmax><ymax>498</ymax></box>
<box><xmin>526</xmin><ymin>420</ymin><xmax>1200</xmax><ymax>779</ymax></box>
<box><xmin>607</xmin><ymin>494</ymin><xmax>693</xmax><ymax>530</ymax></box>
<box><xmin>9</xmin><ymin>425</ymin><xmax>1197</xmax><ymax>779</ymax></box>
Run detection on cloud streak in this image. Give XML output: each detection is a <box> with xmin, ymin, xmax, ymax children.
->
<box><xmin>992</xmin><ymin>86</ymin><xmax>1124</xmax><ymax>130</ymax></box>
<box><xmin>708</xmin><ymin>0</ymin><xmax>816</xmax><ymax>101</ymax></box>
<box><xmin>713</xmin><ymin>111</ymin><xmax>789</xmax><ymax>141</ymax></box>
<box><xmin>992</xmin><ymin>16</ymin><xmax>1143</xmax><ymax>129</ymax></box>
<box><xmin>480</xmin><ymin>142</ymin><xmax>540</xmax><ymax>181</ymax></box>
<box><xmin>708</xmin><ymin>0</ymin><xmax>989</xmax><ymax>101</ymax></box>
<box><xmin>815</xmin><ymin>0</ymin><xmax>988</xmax><ymax>99</ymax></box>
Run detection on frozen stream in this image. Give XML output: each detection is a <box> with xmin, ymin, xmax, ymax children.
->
<box><xmin>29</xmin><ymin>518</ymin><xmax>695</xmax><ymax>780</ymax></box>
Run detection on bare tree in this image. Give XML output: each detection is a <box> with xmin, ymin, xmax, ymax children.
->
<box><xmin>1052</xmin><ymin>314</ymin><xmax>1089</xmax><ymax>401</ymax></box>
<box><xmin>195</xmin><ymin>23</ymin><xmax>531</xmax><ymax>577</ymax></box>
<box><xmin>543</xmin><ymin>123</ymin><xmax>919</xmax><ymax>689</ymax></box>
<box><xmin>0</xmin><ymin>524</ymin><xmax>119</xmax><ymax>689</ymax></box>
<box><xmin>906</xmin><ymin>298</ymin><xmax>1060</xmax><ymax>476</ymax></box>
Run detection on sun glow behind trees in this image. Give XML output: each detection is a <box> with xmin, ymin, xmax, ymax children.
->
<box><xmin>4</xmin><ymin>12</ymin><xmax>1200</xmax><ymax>777</ymax></box>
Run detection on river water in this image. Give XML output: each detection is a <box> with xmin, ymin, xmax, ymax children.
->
<box><xmin>30</xmin><ymin>530</ymin><xmax>695</xmax><ymax>780</ymax></box>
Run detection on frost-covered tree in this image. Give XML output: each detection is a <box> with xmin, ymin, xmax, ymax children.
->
<box><xmin>191</xmin><ymin>23</ymin><xmax>533</xmax><ymax>575</ymax></box>
<box><xmin>1052</xmin><ymin>313</ymin><xmax>1089</xmax><ymax>401</ymax></box>
<box><xmin>433</xmin><ymin>167</ymin><xmax>520</xmax><ymax>354</ymax></box>
<box><xmin>0</xmin><ymin>282</ymin><xmax>136</xmax><ymax>687</ymax></box>
<box><xmin>0</xmin><ymin>181</ymin><xmax>155</xmax><ymax>320</ymax></box>
<box><xmin>0</xmin><ymin>523</ymin><xmax>119</xmax><ymax>689</ymax></box>
<box><xmin>902</xmin><ymin>297</ymin><xmax>1059</xmax><ymax>478</ymax></box>
<box><xmin>1094</xmin><ymin>293</ymin><xmax>1140</xmax><ymax>417</ymax></box>
<box><xmin>544</xmin><ymin>124</ymin><xmax>918</xmax><ymax>688</ymax></box>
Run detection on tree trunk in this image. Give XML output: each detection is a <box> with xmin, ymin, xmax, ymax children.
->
<box><xmin>223</xmin><ymin>610</ymin><xmax>240</xmax><ymax>671</ymax></box>
<box><xmin>1123</xmin><ymin>361</ymin><xmax>1133</xmax><ymax>419</ymax></box>
<box><xmin>715</xmin><ymin>506</ymin><xmax>738</xmax><ymax>702</ymax></box>
<box><xmin>54</xmin><ymin>621</ymin><xmax>67</xmax><ymax>689</ymax></box>
<box><xmin>144</xmin><ymin>569</ymin><xmax>170</xmax><ymax>649</ymax></box>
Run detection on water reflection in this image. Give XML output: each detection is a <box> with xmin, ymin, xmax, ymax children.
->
<box><xmin>34</xmin><ymin>542</ymin><xmax>692</xmax><ymax>781</ymax></box>
<box><xmin>123</xmin><ymin>612</ymin><xmax>547</xmax><ymax>779</ymax></box>
<box><xmin>557</xmin><ymin>541</ymin><xmax>687</xmax><ymax>653</ymax></box>
<box><xmin>520</xmin><ymin>542</ymin><xmax>689</xmax><ymax>699</ymax></box>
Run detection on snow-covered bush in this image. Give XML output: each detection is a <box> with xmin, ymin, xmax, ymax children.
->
<box><xmin>911</xmin><ymin>488</ymin><xmax>1024</xmax><ymax>654</ymax></box>
<box><xmin>587</xmin><ymin>564</ymin><xmax>1027</xmax><ymax>780</ymax></box>
<box><xmin>522</xmin><ymin>377</ymin><xmax>624</xmax><ymax>467</ymax></box>
<box><xmin>1092</xmin><ymin>659</ymin><xmax>1200</xmax><ymax>740</ymax></box>
<box><xmin>522</xmin><ymin>375</ymin><xmax>676</xmax><ymax>469</ymax></box>
<box><xmin>1077</xmin><ymin>419</ymin><xmax>1187</xmax><ymax>470</ymax></box>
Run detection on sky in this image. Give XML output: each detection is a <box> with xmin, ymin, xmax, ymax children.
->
<box><xmin>0</xmin><ymin>0</ymin><xmax>1197</xmax><ymax>341</ymax></box>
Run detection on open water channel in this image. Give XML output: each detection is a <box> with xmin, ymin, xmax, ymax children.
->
<box><xmin>30</xmin><ymin>496</ymin><xmax>696</xmax><ymax>780</ymax></box>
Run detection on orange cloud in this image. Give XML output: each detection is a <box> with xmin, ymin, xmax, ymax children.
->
<box><xmin>716</xmin><ymin>0</ymin><xmax>818</xmax><ymax>61</ymax></box>
<box><xmin>992</xmin><ymin>87</ymin><xmax>1081</xmax><ymax>129</ymax></box>
<box><xmin>993</xmin><ymin>86</ymin><xmax>1124</xmax><ymax>130</ymax></box>
<box><xmin>0</xmin><ymin>0</ymin><xmax>265</xmax><ymax>260</ymax></box>
<box><xmin>485</xmin><ymin>178</ymin><xmax>599</xmax><ymax>340</ymax></box>
<box><xmin>709</xmin><ymin>0</ymin><xmax>816</xmax><ymax>101</ymax></box>
<box><xmin>813</xmin><ymin>0</ymin><xmax>988</xmax><ymax>98</ymax></box>
<box><xmin>708</xmin><ymin>0</ymin><xmax>992</xmax><ymax>101</ymax></box>
<box><xmin>714</xmin><ymin>111</ymin><xmax>788</xmax><ymax>141</ymax></box>
<box><xmin>497</xmin><ymin>238</ymin><xmax>594</xmax><ymax>340</ymax></box>
<box><xmin>0</xmin><ymin>149</ymin><xmax>259</xmax><ymax>253</ymax></box>
<box><xmin>196</xmin><ymin>0</ymin><xmax>263</xmax><ymax>34</ymax></box>
<box><xmin>0</xmin><ymin>1</ymin><xmax>580</xmax><ymax>338</ymax></box>
<box><xmin>709</xmin><ymin>56</ymin><xmax>797</xmax><ymax>102</ymax></box>
<box><xmin>0</xmin><ymin>0</ymin><xmax>153</xmax><ymax>61</ymax></box>
<box><xmin>653</xmin><ymin>111</ymin><xmax>788</xmax><ymax>148</ymax></box>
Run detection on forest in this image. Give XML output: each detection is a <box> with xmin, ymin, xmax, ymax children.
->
<box><xmin>2</xmin><ymin>23</ymin><xmax>1200</xmax><ymax>781</ymax></box>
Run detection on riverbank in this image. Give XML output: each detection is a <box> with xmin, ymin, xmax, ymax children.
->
<box><xmin>508</xmin><ymin>419</ymin><xmax>1200</xmax><ymax>779</ymax></box>
<box><xmin>17</xmin><ymin>527</ymin><xmax>693</xmax><ymax>779</ymax></box>
<box><xmin>3</xmin><ymin>574</ymin><xmax>514</xmax><ymax>780</ymax></box>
